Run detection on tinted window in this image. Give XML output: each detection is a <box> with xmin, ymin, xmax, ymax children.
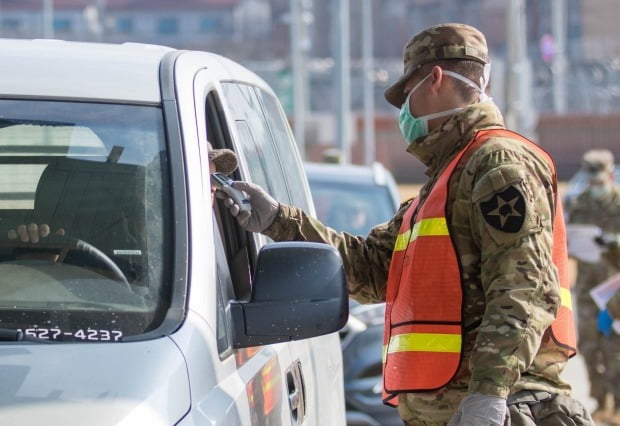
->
<box><xmin>0</xmin><ymin>99</ymin><xmax>172</xmax><ymax>341</ymax></box>
<box><xmin>221</xmin><ymin>82</ymin><xmax>311</xmax><ymax>210</ymax></box>
<box><xmin>205</xmin><ymin>90</ymin><xmax>254</xmax><ymax>302</ymax></box>
<box><xmin>255</xmin><ymin>90</ymin><xmax>311</xmax><ymax>210</ymax></box>
<box><xmin>204</xmin><ymin>89</ymin><xmax>255</xmax><ymax>354</ymax></box>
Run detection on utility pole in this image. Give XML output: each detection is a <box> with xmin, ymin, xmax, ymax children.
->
<box><xmin>505</xmin><ymin>0</ymin><xmax>535</xmax><ymax>137</ymax></box>
<box><xmin>551</xmin><ymin>0</ymin><xmax>567</xmax><ymax>113</ymax></box>
<box><xmin>332</xmin><ymin>0</ymin><xmax>351</xmax><ymax>163</ymax></box>
<box><xmin>290</xmin><ymin>0</ymin><xmax>306</xmax><ymax>157</ymax></box>
<box><xmin>42</xmin><ymin>0</ymin><xmax>54</xmax><ymax>38</ymax></box>
<box><xmin>290</xmin><ymin>0</ymin><xmax>313</xmax><ymax>158</ymax></box>
<box><xmin>84</xmin><ymin>0</ymin><xmax>107</xmax><ymax>41</ymax></box>
<box><xmin>362</xmin><ymin>0</ymin><xmax>375</xmax><ymax>165</ymax></box>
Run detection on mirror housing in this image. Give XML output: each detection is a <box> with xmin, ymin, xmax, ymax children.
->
<box><xmin>231</xmin><ymin>242</ymin><xmax>348</xmax><ymax>348</ymax></box>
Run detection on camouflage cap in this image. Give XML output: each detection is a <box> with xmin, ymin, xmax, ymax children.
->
<box><xmin>208</xmin><ymin>142</ymin><xmax>238</xmax><ymax>176</ymax></box>
<box><xmin>384</xmin><ymin>23</ymin><xmax>489</xmax><ymax>108</ymax></box>
<box><xmin>582</xmin><ymin>149</ymin><xmax>615</xmax><ymax>179</ymax></box>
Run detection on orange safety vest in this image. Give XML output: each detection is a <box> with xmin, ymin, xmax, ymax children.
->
<box><xmin>382</xmin><ymin>129</ymin><xmax>576</xmax><ymax>406</ymax></box>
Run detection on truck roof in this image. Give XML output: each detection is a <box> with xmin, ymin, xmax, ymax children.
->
<box><xmin>0</xmin><ymin>39</ymin><xmax>174</xmax><ymax>103</ymax></box>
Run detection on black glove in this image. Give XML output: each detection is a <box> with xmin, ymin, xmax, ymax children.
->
<box><xmin>594</xmin><ymin>232</ymin><xmax>619</xmax><ymax>249</ymax></box>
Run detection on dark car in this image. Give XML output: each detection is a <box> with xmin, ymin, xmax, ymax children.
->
<box><xmin>305</xmin><ymin>161</ymin><xmax>403</xmax><ymax>426</ymax></box>
<box><xmin>304</xmin><ymin>161</ymin><xmax>401</xmax><ymax>235</ymax></box>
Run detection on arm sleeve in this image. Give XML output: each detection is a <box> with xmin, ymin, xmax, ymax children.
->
<box><xmin>263</xmin><ymin>201</ymin><xmax>409</xmax><ymax>304</ymax></box>
<box><xmin>467</xmin><ymin>158</ymin><xmax>559</xmax><ymax>398</ymax></box>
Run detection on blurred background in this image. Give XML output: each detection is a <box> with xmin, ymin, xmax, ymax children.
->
<box><xmin>1</xmin><ymin>0</ymin><xmax>618</xmax><ymax>183</ymax></box>
<box><xmin>1</xmin><ymin>1</ymin><xmax>609</xmax><ymax>422</ymax></box>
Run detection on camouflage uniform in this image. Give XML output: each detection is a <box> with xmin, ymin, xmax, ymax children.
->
<box><xmin>608</xmin><ymin>289</ymin><xmax>620</xmax><ymax>320</ymax></box>
<box><xmin>265</xmin><ymin>24</ymin><xmax>592</xmax><ymax>425</ymax></box>
<box><xmin>567</xmin><ymin>150</ymin><xmax>620</xmax><ymax>418</ymax></box>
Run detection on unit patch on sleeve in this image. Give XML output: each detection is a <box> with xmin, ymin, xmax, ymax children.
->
<box><xmin>479</xmin><ymin>185</ymin><xmax>526</xmax><ymax>233</ymax></box>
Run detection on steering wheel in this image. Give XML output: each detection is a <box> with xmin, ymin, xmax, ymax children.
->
<box><xmin>1</xmin><ymin>235</ymin><xmax>129</xmax><ymax>285</ymax></box>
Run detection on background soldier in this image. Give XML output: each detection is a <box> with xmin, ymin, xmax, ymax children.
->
<box><xmin>567</xmin><ymin>149</ymin><xmax>620</xmax><ymax>423</ymax></box>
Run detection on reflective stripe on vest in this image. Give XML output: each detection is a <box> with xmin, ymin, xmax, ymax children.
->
<box><xmin>382</xmin><ymin>129</ymin><xmax>576</xmax><ymax>407</ymax></box>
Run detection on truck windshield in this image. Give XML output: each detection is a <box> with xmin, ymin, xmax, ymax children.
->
<box><xmin>0</xmin><ymin>99</ymin><xmax>172</xmax><ymax>342</ymax></box>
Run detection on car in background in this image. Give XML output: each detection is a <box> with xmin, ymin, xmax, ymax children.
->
<box><xmin>304</xmin><ymin>161</ymin><xmax>401</xmax><ymax>235</ymax></box>
<box><xmin>304</xmin><ymin>161</ymin><xmax>403</xmax><ymax>426</ymax></box>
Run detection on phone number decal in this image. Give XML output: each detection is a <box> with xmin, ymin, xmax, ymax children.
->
<box><xmin>19</xmin><ymin>328</ymin><xmax>123</xmax><ymax>341</ymax></box>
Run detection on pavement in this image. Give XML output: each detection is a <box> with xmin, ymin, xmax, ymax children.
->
<box><xmin>562</xmin><ymin>353</ymin><xmax>597</xmax><ymax>413</ymax></box>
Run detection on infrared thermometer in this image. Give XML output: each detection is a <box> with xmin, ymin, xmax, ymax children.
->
<box><xmin>211</xmin><ymin>172</ymin><xmax>252</xmax><ymax>213</ymax></box>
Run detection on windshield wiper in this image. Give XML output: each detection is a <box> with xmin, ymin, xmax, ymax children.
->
<box><xmin>0</xmin><ymin>328</ymin><xmax>52</xmax><ymax>343</ymax></box>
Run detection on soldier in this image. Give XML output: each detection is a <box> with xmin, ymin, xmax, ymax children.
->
<box><xmin>220</xmin><ymin>23</ymin><xmax>593</xmax><ymax>425</ymax></box>
<box><xmin>567</xmin><ymin>149</ymin><xmax>620</xmax><ymax>424</ymax></box>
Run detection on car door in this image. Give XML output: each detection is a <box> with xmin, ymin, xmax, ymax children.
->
<box><xmin>217</xmin><ymin>79</ymin><xmax>345</xmax><ymax>425</ymax></box>
<box><xmin>188</xmin><ymin>62</ymin><xmax>305</xmax><ymax>425</ymax></box>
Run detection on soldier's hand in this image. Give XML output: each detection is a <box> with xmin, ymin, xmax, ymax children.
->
<box><xmin>447</xmin><ymin>392</ymin><xmax>506</xmax><ymax>426</ymax></box>
<box><xmin>7</xmin><ymin>223</ymin><xmax>65</xmax><ymax>243</ymax></box>
<box><xmin>221</xmin><ymin>181</ymin><xmax>279</xmax><ymax>233</ymax></box>
<box><xmin>594</xmin><ymin>232</ymin><xmax>619</xmax><ymax>249</ymax></box>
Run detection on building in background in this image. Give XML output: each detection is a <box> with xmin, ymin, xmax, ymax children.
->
<box><xmin>1</xmin><ymin>0</ymin><xmax>619</xmax><ymax>180</ymax></box>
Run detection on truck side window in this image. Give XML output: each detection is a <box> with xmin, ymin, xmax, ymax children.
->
<box><xmin>220</xmin><ymin>82</ymin><xmax>292</xmax><ymax>204</ymax></box>
<box><xmin>254</xmin><ymin>88</ymin><xmax>313</xmax><ymax>212</ymax></box>
<box><xmin>205</xmin><ymin>91</ymin><xmax>253</xmax><ymax>301</ymax></box>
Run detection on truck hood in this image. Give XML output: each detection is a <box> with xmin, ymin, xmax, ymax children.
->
<box><xmin>0</xmin><ymin>338</ymin><xmax>190</xmax><ymax>425</ymax></box>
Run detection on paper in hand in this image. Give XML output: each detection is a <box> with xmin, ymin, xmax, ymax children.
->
<box><xmin>566</xmin><ymin>224</ymin><xmax>603</xmax><ymax>263</ymax></box>
<box><xmin>590</xmin><ymin>273</ymin><xmax>620</xmax><ymax>334</ymax></box>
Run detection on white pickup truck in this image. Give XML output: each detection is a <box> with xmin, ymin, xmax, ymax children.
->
<box><xmin>0</xmin><ymin>39</ymin><xmax>348</xmax><ymax>425</ymax></box>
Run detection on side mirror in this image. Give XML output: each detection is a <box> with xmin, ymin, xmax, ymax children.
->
<box><xmin>231</xmin><ymin>242</ymin><xmax>348</xmax><ymax>348</ymax></box>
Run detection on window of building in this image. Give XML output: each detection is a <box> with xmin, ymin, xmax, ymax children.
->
<box><xmin>53</xmin><ymin>18</ymin><xmax>72</xmax><ymax>33</ymax></box>
<box><xmin>200</xmin><ymin>16</ymin><xmax>220</xmax><ymax>33</ymax></box>
<box><xmin>157</xmin><ymin>17</ymin><xmax>178</xmax><ymax>35</ymax></box>
<box><xmin>116</xmin><ymin>17</ymin><xmax>134</xmax><ymax>34</ymax></box>
<box><xmin>1</xmin><ymin>18</ymin><xmax>21</xmax><ymax>31</ymax></box>
<box><xmin>200</xmin><ymin>12</ymin><xmax>232</xmax><ymax>34</ymax></box>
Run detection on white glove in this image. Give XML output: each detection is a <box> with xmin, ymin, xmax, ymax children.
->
<box><xmin>222</xmin><ymin>181</ymin><xmax>279</xmax><ymax>233</ymax></box>
<box><xmin>447</xmin><ymin>392</ymin><xmax>507</xmax><ymax>426</ymax></box>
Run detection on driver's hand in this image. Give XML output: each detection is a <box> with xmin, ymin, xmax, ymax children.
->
<box><xmin>7</xmin><ymin>223</ymin><xmax>65</xmax><ymax>243</ymax></box>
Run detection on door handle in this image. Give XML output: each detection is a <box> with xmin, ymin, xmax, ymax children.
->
<box><xmin>286</xmin><ymin>360</ymin><xmax>306</xmax><ymax>425</ymax></box>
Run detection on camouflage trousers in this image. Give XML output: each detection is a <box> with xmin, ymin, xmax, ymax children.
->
<box><xmin>399</xmin><ymin>390</ymin><xmax>594</xmax><ymax>425</ymax></box>
<box><xmin>577</xmin><ymin>302</ymin><xmax>620</xmax><ymax>407</ymax></box>
<box><xmin>506</xmin><ymin>390</ymin><xmax>594</xmax><ymax>426</ymax></box>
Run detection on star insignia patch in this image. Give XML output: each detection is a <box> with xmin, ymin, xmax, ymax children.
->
<box><xmin>479</xmin><ymin>186</ymin><xmax>526</xmax><ymax>233</ymax></box>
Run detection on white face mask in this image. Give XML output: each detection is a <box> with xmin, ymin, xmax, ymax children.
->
<box><xmin>589</xmin><ymin>183</ymin><xmax>611</xmax><ymax>199</ymax></box>
<box><xmin>442</xmin><ymin>69</ymin><xmax>491</xmax><ymax>102</ymax></box>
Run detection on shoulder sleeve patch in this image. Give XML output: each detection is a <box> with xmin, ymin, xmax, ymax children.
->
<box><xmin>479</xmin><ymin>185</ymin><xmax>526</xmax><ymax>233</ymax></box>
<box><xmin>472</xmin><ymin>164</ymin><xmax>546</xmax><ymax>245</ymax></box>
